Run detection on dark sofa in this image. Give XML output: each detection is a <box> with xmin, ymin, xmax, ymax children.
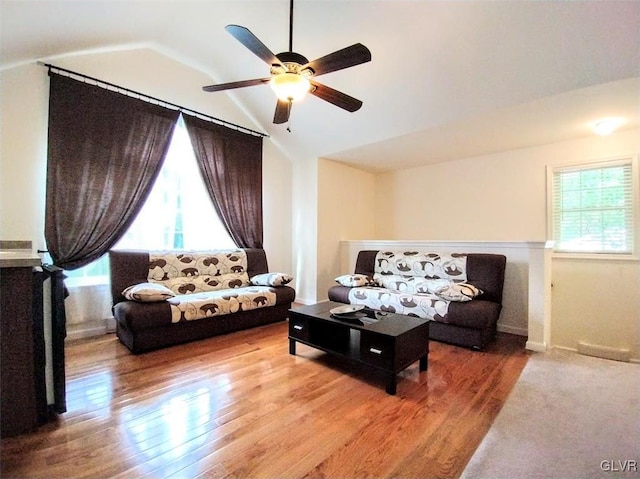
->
<box><xmin>328</xmin><ymin>250</ymin><xmax>506</xmax><ymax>350</ymax></box>
<box><xmin>109</xmin><ymin>248</ymin><xmax>295</xmax><ymax>353</ymax></box>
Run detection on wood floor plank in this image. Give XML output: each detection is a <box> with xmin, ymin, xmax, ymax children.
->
<box><xmin>1</xmin><ymin>320</ymin><xmax>528</xmax><ymax>479</ymax></box>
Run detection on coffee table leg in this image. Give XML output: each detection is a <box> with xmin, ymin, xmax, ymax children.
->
<box><xmin>386</xmin><ymin>374</ymin><xmax>397</xmax><ymax>395</ymax></box>
<box><xmin>289</xmin><ymin>338</ymin><xmax>296</xmax><ymax>355</ymax></box>
<box><xmin>419</xmin><ymin>354</ymin><xmax>428</xmax><ymax>371</ymax></box>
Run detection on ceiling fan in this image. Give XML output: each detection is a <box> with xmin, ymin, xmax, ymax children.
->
<box><xmin>202</xmin><ymin>0</ymin><xmax>371</xmax><ymax>125</ymax></box>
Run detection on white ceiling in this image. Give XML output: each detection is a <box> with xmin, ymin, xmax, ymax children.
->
<box><xmin>2</xmin><ymin>0</ymin><xmax>639</xmax><ymax>172</ymax></box>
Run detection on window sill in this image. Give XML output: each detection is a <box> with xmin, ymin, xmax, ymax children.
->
<box><xmin>64</xmin><ymin>275</ymin><xmax>110</xmax><ymax>288</ymax></box>
<box><xmin>552</xmin><ymin>252</ymin><xmax>638</xmax><ymax>262</ymax></box>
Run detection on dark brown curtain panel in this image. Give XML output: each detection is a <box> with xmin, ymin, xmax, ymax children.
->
<box><xmin>183</xmin><ymin>114</ymin><xmax>264</xmax><ymax>249</ymax></box>
<box><xmin>45</xmin><ymin>73</ymin><xmax>180</xmax><ymax>269</ymax></box>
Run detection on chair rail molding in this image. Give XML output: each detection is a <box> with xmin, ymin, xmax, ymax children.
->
<box><xmin>339</xmin><ymin>240</ymin><xmax>553</xmax><ymax>352</ymax></box>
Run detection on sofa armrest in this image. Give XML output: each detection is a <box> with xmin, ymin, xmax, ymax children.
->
<box><xmin>328</xmin><ymin>285</ymin><xmax>351</xmax><ymax>304</ymax></box>
<box><xmin>245</xmin><ymin>248</ymin><xmax>269</xmax><ymax>276</ymax></box>
<box><xmin>466</xmin><ymin>254</ymin><xmax>506</xmax><ymax>304</ymax></box>
<box><xmin>109</xmin><ymin>250</ymin><xmax>150</xmax><ymax>306</ymax></box>
<box><xmin>354</xmin><ymin>250</ymin><xmax>378</xmax><ymax>277</ymax></box>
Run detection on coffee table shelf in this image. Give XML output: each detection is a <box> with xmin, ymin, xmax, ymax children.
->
<box><xmin>288</xmin><ymin>302</ymin><xmax>430</xmax><ymax>395</ymax></box>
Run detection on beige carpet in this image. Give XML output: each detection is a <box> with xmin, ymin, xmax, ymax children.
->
<box><xmin>461</xmin><ymin>348</ymin><xmax>640</xmax><ymax>479</ymax></box>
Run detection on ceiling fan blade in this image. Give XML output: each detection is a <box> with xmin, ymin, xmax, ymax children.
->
<box><xmin>202</xmin><ymin>78</ymin><xmax>270</xmax><ymax>92</ymax></box>
<box><xmin>309</xmin><ymin>81</ymin><xmax>363</xmax><ymax>112</ymax></box>
<box><xmin>273</xmin><ymin>99</ymin><xmax>291</xmax><ymax>124</ymax></box>
<box><xmin>304</xmin><ymin>43</ymin><xmax>371</xmax><ymax>77</ymax></box>
<box><xmin>225</xmin><ymin>25</ymin><xmax>282</xmax><ymax>66</ymax></box>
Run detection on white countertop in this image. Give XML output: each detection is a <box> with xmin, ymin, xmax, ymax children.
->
<box><xmin>0</xmin><ymin>249</ymin><xmax>42</xmax><ymax>268</ymax></box>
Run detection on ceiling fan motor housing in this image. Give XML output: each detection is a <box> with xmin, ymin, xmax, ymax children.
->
<box><xmin>273</xmin><ymin>51</ymin><xmax>314</xmax><ymax>76</ymax></box>
<box><xmin>276</xmin><ymin>51</ymin><xmax>309</xmax><ymax>66</ymax></box>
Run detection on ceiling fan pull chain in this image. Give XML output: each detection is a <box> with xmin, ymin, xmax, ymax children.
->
<box><xmin>286</xmin><ymin>100</ymin><xmax>293</xmax><ymax>132</ymax></box>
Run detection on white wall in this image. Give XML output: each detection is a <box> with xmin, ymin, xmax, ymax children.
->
<box><xmin>262</xmin><ymin>139</ymin><xmax>293</xmax><ymax>273</ymax></box>
<box><xmin>0</xmin><ymin>64</ymin><xmax>49</xmax><ymax>247</ymax></box>
<box><xmin>0</xmin><ymin>49</ymin><xmax>294</xmax><ymax>337</ymax></box>
<box><xmin>291</xmin><ymin>158</ymin><xmax>318</xmax><ymax>305</ymax></box>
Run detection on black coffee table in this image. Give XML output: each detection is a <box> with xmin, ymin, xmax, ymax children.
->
<box><xmin>288</xmin><ymin>301</ymin><xmax>430</xmax><ymax>395</ymax></box>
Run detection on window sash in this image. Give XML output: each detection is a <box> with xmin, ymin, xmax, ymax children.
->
<box><xmin>551</xmin><ymin>159</ymin><xmax>635</xmax><ymax>255</ymax></box>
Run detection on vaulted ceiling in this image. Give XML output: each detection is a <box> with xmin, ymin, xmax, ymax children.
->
<box><xmin>2</xmin><ymin>0</ymin><xmax>638</xmax><ymax>172</ymax></box>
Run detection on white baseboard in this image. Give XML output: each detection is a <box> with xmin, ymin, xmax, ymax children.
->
<box><xmin>525</xmin><ymin>340</ymin><xmax>548</xmax><ymax>352</ymax></box>
<box><xmin>576</xmin><ymin>341</ymin><xmax>631</xmax><ymax>362</ymax></box>
<box><xmin>497</xmin><ymin>323</ymin><xmax>528</xmax><ymax>336</ymax></box>
<box><xmin>553</xmin><ymin>345</ymin><xmax>640</xmax><ymax>363</ymax></box>
<box><xmin>66</xmin><ymin>323</ymin><xmax>107</xmax><ymax>341</ymax></box>
<box><xmin>105</xmin><ymin>316</ymin><xmax>116</xmax><ymax>333</ymax></box>
<box><xmin>66</xmin><ymin>317</ymin><xmax>115</xmax><ymax>341</ymax></box>
<box><xmin>293</xmin><ymin>297</ymin><xmax>318</xmax><ymax>306</ymax></box>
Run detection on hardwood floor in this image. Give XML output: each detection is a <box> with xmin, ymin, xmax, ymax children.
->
<box><xmin>1</xmin><ymin>320</ymin><xmax>528</xmax><ymax>479</ymax></box>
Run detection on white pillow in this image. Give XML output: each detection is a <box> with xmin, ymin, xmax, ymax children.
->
<box><xmin>434</xmin><ymin>283</ymin><xmax>483</xmax><ymax>302</ymax></box>
<box><xmin>122</xmin><ymin>282</ymin><xmax>175</xmax><ymax>302</ymax></box>
<box><xmin>250</xmin><ymin>272</ymin><xmax>293</xmax><ymax>287</ymax></box>
<box><xmin>335</xmin><ymin>274</ymin><xmax>375</xmax><ymax>287</ymax></box>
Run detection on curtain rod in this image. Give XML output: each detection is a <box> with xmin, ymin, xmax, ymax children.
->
<box><xmin>38</xmin><ymin>62</ymin><xmax>269</xmax><ymax>138</ymax></box>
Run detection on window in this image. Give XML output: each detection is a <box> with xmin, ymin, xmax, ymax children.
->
<box><xmin>549</xmin><ymin>156</ymin><xmax>637</xmax><ymax>255</ymax></box>
<box><xmin>65</xmin><ymin>115</ymin><xmax>235</xmax><ymax>284</ymax></box>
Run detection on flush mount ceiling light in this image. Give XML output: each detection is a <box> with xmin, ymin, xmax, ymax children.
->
<box><xmin>592</xmin><ymin>118</ymin><xmax>624</xmax><ymax>136</ymax></box>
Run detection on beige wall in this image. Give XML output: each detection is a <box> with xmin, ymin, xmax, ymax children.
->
<box><xmin>552</xmin><ymin>257</ymin><xmax>639</xmax><ymax>359</ymax></box>
<box><xmin>316</xmin><ymin>159</ymin><xmax>376</xmax><ymax>300</ymax></box>
<box><xmin>374</xmin><ymin>132</ymin><xmax>639</xmax><ymax>241</ymax></box>
<box><xmin>367</xmin><ymin>129</ymin><xmax>640</xmax><ymax>360</ymax></box>
<box><xmin>0</xmin><ymin>49</ymin><xmax>294</xmax><ymax>275</ymax></box>
<box><xmin>375</xmin><ymin>149</ymin><xmax>546</xmax><ymax>241</ymax></box>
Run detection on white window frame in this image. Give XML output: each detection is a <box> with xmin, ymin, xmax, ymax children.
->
<box><xmin>546</xmin><ymin>154</ymin><xmax>639</xmax><ymax>260</ymax></box>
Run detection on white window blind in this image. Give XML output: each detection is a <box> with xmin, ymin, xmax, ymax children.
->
<box><xmin>552</xmin><ymin>159</ymin><xmax>634</xmax><ymax>254</ymax></box>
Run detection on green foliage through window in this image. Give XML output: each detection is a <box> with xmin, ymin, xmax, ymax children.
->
<box><xmin>552</xmin><ymin>159</ymin><xmax>634</xmax><ymax>254</ymax></box>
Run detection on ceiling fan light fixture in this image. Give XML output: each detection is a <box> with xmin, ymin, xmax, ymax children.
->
<box><xmin>270</xmin><ymin>72</ymin><xmax>310</xmax><ymax>102</ymax></box>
